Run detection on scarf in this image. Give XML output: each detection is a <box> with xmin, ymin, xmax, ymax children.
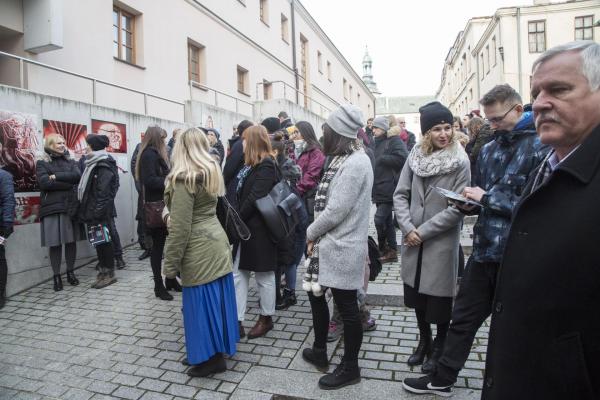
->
<box><xmin>77</xmin><ymin>150</ymin><xmax>109</xmax><ymax>200</ymax></box>
<box><xmin>236</xmin><ymin>165</ymin><xmax>252</xmax><ymax>194</ymax></box>
<box><xmin>408</xmin><ymin>141</ymin><xmax>466</xmax><ymax>177</ymax></box>
<box><xmin>302</xmin><ymin>141</ymin><xmax>360</xmax><ymax>296</ymax></box>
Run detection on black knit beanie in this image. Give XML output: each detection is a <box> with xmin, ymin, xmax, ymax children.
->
<box><xmin>261</xmin><ymin>117</ymin><xmax>281</xmax><ymax>134</ymax></box>
<box><xmin>419</xmin><ymin>101</ymin><xmax>453</xmax><ymax>134</ymax></box>
<box><xmin>86</xmin><ymin>134</ymin><xmax>110</xmax><ymax>151</ymax></box>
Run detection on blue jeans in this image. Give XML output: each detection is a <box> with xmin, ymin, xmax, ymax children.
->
<box><xmin>374</xmin><ymin>202</ymin><xmax>397</xmax><ymax>250</ymax></box>
<box><xmin>284</xmin><ymin>203</ymin><xmax>308</xmax><ymax>291</ymax></box>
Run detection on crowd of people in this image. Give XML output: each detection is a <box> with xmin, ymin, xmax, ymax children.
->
<box><xmin>0</xmin><ymin>40</ymin><xmax>599</xmax><ymax>399</ymax></box>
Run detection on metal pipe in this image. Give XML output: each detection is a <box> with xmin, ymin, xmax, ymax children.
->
<box><xmin>290</xmin><ymin>0</ymin><xmax>299</xmax><ymax>105</ymax></box>
<box><xmin>516</xmin><ymin>7</ymin><xmax>523</xmax><ymax>96</ymax></box>
<box><xmin>92</xmin><ymin>79</ymin><xmax>97</xmax><ymax>104</ymax></box>
<box><xmin>19</xmin><ymin>59</ymin><xmax>24</xmax><ymax>88</ymax></box>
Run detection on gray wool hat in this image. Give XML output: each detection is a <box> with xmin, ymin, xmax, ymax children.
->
<box><xmin>372</xmin><ymin>116</ymin><xmax>389</xmax><ymax>132</ymax></box>
<box><xmin>326</xmin><ymin>104</ymin><xmax>364</xmax><ymax>139</ymax></box>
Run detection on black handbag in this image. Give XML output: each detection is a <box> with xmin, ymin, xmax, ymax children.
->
<box><xmin>217</xmin><ymin>196</ymin><xmax>251</xmax><ymax>244</ymax></box>
<box><xmin>368</xmin><ymin>236</ymin><xmax>383</xmax><ymax>281</ymax></box>
<box><xmin>255</xmin><ymin>168</ymin><xmax>304</xmax><ymax>243</ymax></box>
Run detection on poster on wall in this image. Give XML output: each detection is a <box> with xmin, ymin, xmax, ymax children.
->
<box><xmin>43</xmin><ymin>119</ymin><xmax>88</xmax><ymax>160</ymax></box>
<box><xmin>0</xmin><ymin>110</ymin><xmax>40</xmax><ymax>192</ymax></box>
<box><xmin>14</xmin><ymin>195</ymin><xmax>41</xmax><ymax>225</ymax></box>
<box><xmin>91</xmin><ymin>119</ymin><xmax>127</xmax><ymax>153</ymax></box>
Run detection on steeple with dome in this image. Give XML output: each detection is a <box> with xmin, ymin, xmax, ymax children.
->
<box><xmin>362</xmin><ymin>46</ymin><xmax>381</xmax><ymax>95</ymax></box>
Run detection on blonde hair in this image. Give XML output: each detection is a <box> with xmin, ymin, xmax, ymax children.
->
<box><xmin>420</xmin><ymin>127</ymin><xmax>456</xmax><ymax>156</ymax></box>
<box><xmin>43</xmin><ymin>133</ymin><xmax>65</xmax><ymax>151</ymax></box>
<box><xmin>165</xmin><ymin>127</ymin><xmax>225</xmax><ymax>196</ymax></box>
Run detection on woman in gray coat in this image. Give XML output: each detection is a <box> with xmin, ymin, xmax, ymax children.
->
<box><xmin>393</xmin><ymin>102</ymin><xmax>470</xmax><ymax>374</ymax></box>
<box><xmin>300</xmin><ymin>105</ymin><xmax>374</xmax><ymax>391</ymax></box>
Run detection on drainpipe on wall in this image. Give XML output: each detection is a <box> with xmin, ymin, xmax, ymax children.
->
<box><xmin>290</xmin><ymin>0</ymin><xmax>299</xmax><ymax>105</ymax></box>
<box><xmin>516</xmin><ymin>7</ymin><xmax>523</xmax><ymax>96</ymax></box>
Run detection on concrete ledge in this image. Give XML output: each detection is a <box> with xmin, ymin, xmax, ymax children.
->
<box><xmin>366</xmin><ymin>283</ymin><xmax>404</xmax><ymax>307</ymax></box>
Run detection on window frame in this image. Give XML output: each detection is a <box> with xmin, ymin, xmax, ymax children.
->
<box><xmin>281</xmin><ymin>14</ymin><xmax>289</xmax><ymax>43</ymax></box>
<box><xmin>326</xmin><ymin>61</ymin><xmax>332</xmax><ymax>82</ymax></box>
<box><xmin>528</xmin><ymin>20</ymin><xmax>546</xmax><ymax>54</ymax></box>
<box><xmin>317</xmin><ymin>51</ymin><xmax>323</xmax><ymax>74</ymax></box>
<box><xmin>113</xmin><ymin>6</ymin><xmax>136</xmax><ymax>64</ymax></box>
<box><xmin>237</xmin><ymin>65</ymin><xmax>249</xmax><ymax>95</ymax></box>
<box><xmin>259</xmin><ymin>0</ymin><xmax>269</xmax><ymax>26</ymax></box>
<box><xmin>187</xmin><ymin>41</ymin><xmax>206</xmax><ymax>85</ymax></box>
<box><xmin>574</xmin><ymin>15</ymin><xmax>594</xmax><ymax>41</ymax></box>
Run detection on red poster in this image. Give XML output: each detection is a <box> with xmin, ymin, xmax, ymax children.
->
<box><xmin>14</xmin><ymin>195</ymin><xmax>41</xmax><ymax>225</ymax></box>
<box><xmin>0</xmin><ymin>110</ymin><xmax>40</xmax><ymax>192</ymax></box>
<box><xmin>91</xmin><ymin>119</ymin><xmax>127</xmax><ymax>153</ymax></box>
<box><xmin>43</xmin><ymin>119</ymin><xmax>88</xmax><ymax>159</ymax></box>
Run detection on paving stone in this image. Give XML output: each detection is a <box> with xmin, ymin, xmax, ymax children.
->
<box><xmin>139</xmin><ymin>392</ymin><xmax>174</xmax><ymax>400</ymax></box>
<box><xmin>62</xmin><ymin>387</ymin><xmax>95</xmax><ymax>400</ymax></box>
<box><xmin>165</xmin><ymin>383</ymin><xmax>197</xmax><ymax>398</ymax></box>
<box><xmin>137</xmin><ymin>378</ymin><xmax>169</xmax><ymax>392</ymax></box>
<box><xmin>111</xmin><ymin>385</ymin><xmax>145</xmax><ymax>400</ymax></box>
<box><xmin>194</xmin><ymin>389</ymin><xmax>230</xmax><ymax>399</ymax></box>
<box><xmin>86</xmin><ymin>380</ymin><xmax>119</xmax><ymax>395</ymax></box>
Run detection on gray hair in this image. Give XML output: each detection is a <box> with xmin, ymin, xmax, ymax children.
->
<box><xmin>532</xmin><ymin>40</ymin><xmax>600</xmax><ymax>91</ymax></box>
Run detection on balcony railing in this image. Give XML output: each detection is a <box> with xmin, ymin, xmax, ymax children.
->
<box><xmin>256</xmin><ymin>80</ymin><xmax>335</xmax><ymax>118</ymax></box>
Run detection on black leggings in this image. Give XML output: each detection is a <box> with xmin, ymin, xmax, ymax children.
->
<box><xmin>149</xmin><ymin>228</ymin><xmax>167</xmax><ymax>281</ymax></box>
<box><xmin>96</xmin><ymin>242</ymin><xmax>115</xmax><ymax>273</ymax></box>
<box><xmin>49</xmin><ymin>243</ymin><xmax>77</xmax><ymax>275</ymax></box>
<box><xmin>0</xmin><ymin>245</ymin><xmax>7</xmax><ymax>296</ymax></box>
<box><xmin>416</xmin><ymin>308</ymin><xmax>449</xmax><ymax>343</ymax></box>
<box><xmin>309</xmin><ymin>288</ymin><xmax>363</xmax><ymax>365</ymax></box>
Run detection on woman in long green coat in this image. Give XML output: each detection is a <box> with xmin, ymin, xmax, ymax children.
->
<box><xmin>163</xmin><ymin>127</ymin><xmax>239</xmax><ymax>378</ymax></box>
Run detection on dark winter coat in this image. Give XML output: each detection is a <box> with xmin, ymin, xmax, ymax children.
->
<box><xmin>139</xmin><ymin>147</ymin><xmax>169</xmax><ymax>202</ymax></box>
<box><xmin>78</xmin><ymin>158</ymin><xmax>119</xmax><ymax>225</ymax></box>
<box><xmin>223</xmin><ymin>139</ymin><xmax>245</xmax><ymax>210</ymax></box>
<box><xmin>36</xmin><ymin>151</ymin><xmax>81</xmax><ymax>219</ymax></box>
<box><xmin>238</xmin><ymin>157</ymin><xmax>280</xmax><ymax>272</ymax></box>
<box><xmin>280</xmin><ymin>118</ymin><xmax>293</xmax><ymax>130</ymax></box>
<box><xmin>0</xmin><ymin>169</ymin><xmax>15</xmax><ymax>231</ymax></box>
<box><xmin>482</xmin><ymin>124</ymin><xmax>600</xmax><ymax>400</ymax></box>
<box><xmin>213</xmin><ymin>140</ymin><xmax>225</xmax><ymax>166</ymax></box>
<box><xmin>470</xmin><ymin>113</ymin><xmax>549</xmax><ymax>263</ymax></box>
<box><xmin>131</xmin><ymin>143</ymin><xmax>142</xmax><ymax>192</ymax></box>
<box><xmin>295</xmin><ymin>147</ymin><xmax>326</xmax><ymax>197</ymax></box>
<box><xmin>372</xmin><ymin>134</ymin><xmax>408</xmax><ymax>203</ymax></box>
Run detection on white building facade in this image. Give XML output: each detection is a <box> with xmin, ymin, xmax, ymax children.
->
<box><xmin>436</xmin><ymin>0</ymin><xmax>600</xmax><ymax>116</ymax></box>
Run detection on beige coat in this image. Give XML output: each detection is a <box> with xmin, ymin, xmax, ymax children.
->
<box><xmin>393</xmin><ymin>143</ymin><xmax>470</xmax><ymax>297</ymax></box>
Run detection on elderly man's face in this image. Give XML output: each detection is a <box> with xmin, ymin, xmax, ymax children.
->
<box><xmin>532</xmin><ymin>51</ymin><xmax>600</xmax><ymax>155</ymax></box>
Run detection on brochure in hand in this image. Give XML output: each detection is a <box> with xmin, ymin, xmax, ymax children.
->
<box><xmin>435</xmin><ymin>187</ymin><xmax>482</xmax><ymax>207</ymax></box>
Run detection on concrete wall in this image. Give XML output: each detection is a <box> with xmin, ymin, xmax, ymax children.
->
<box><xmin>253</xmin><ymin>98</ymin><xmax>327</xmax><ymax>137</ymax></box>
<box><xmin>0</xmin><ymin>85</ymin><xmax>186</xmax><ymax>296</ymax></box>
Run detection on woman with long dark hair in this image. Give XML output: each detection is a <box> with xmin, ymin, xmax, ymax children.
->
<box><xmin>301</xmin><ymin>105</ymin><xmax>373</xmax><ymax>390</ymax></box>
<box><xmin>136</xmin><ymin>126</ymin><xmax>181</xmax><ymax>301</ymax></box>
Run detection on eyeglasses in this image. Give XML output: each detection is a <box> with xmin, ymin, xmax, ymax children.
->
<box><xmin>485</xmin><ymin>104</ymin><xmax>518</xmax><ymax>124</ymax></box>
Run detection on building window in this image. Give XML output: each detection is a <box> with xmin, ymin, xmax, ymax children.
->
<box><xmin>575</xmin><ymin>15</ymin><xmax>594</xmax><ymax>40</ymax></box>
<box><xmin>528</xmin><ymin>20</ymin><xmax>546</xmax><ymax>53</ymax></box>
<box><xmin>237</xmin><ymin>65</ymin><xmax>248</xmax><ymax>95</ymax></box>
<box><xmin>349</xmin><ymin>85</ymin><xmax>353</xmax><ymax>103</ymax></box>
<box><xmin>259</xmin><ymin>0</ymin><xmax>269</xmax><ymax>26</ymax></box>
<box><xmin>188</xmin><ymin>41</ymin><xmax>205</xmax><ymax>84</ymax></box>
<box><xmin>326</xmin><ymin>61</ymin><xmax>332</xmax><ymax>81</ymax></box>
<box><xmin>480</xmin><ymin>53</ymin><xmax>484</xmax><ymax>80</ymax></box>
<box><xmin>492</xmin><ymin>37</ymin><xmax>497</xmax><ymax>66</ymax></box>
<box><xmin>317</xmin><ymin>51</ymin><xmax>323</xmax><ymax>74</ymax></box>
<box><xmin>113</xmin><ymin>6</ymin><xmax>135</xmax><ymax>63</ymax></box>
<box><xmin>343</xmin><ymin>78</ymin><xmax>348</xmax><ymax>99</ymax></box>
<box><xmin>467</xmin><ymin>46</ymin><xmax>471</xmax><ymax>73</ymax></box>
<box><xmin>281</xmin><ymin>14</ymin><xmax>289</xmax><ymax>42</ymax></box>
<box><xmin>485</xmin><ymin>45</ymin><xmax>490</xmax><ymax>74</ymax></box>
<box><xmin>357</xmin><ymin>92</ymin><xmax>361</xmax><ymax>104</ymax></box>
<box><xmin>263</xmin><ymin>79</ymin><xmax>272</xmax><ymax>100</ymax></box>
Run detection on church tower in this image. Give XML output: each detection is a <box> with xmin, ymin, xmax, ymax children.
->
<box><xmin>362</xmin><ymin>46</ymin><xmax>381</xmax><ymax>95</ymax></box>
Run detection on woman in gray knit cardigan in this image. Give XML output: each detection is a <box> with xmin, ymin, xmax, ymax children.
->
<box><xmin>300</xmin><ymin>104</ymin><xmax>374</xmax><ymax>390</ymax></box>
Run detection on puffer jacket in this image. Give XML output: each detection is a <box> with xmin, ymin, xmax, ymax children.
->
<box><xmin>78</xmin><ymin>158</ymin><xmax>119</xmax><ymax>225</ymax></box>
<box><xmin>471</xmin><ymin>112</ymin><xmax>549</xmax><ymax>263</ymax></box>
<box><xmin>372</xmin><ymin>134</ymin><xmax>408</xmax><ymax>203</ymax></box>
<box><xmin>36</xmin><ymin>150</ymin><xmax>81</xmax><ymax>219</ymax></box>
<box><xmin>295</xmin><ymin>146</ymin><xmax>325</xmax><ymax>197</ymax></box>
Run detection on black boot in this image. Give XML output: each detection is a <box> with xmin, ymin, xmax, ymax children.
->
<box><xmin>138</xmin><ymin>249</ymin><xmax>151</xmax><ymax>260</ymax></box>
<box><xmin>302</xmin><ymin>346</ymin><xmax>329</xmax><ymax>372</ymax></box>
<box><xmin>422</xmin><ymin>338</ymin><xmax>445</xmax><ymax>374</ymax></box>
<box><xmin>187</xmin><ymin>353</ymin><xmax>226</xmax><ymax>377</ymax></box>
<box><xmin>407</xmin><ymin>334</ymin><xmax>432</xmax><ymax>367</ymax></box>
<box><xmin>165</xmin><ymin>277</ymin><xmax>182</xmax><ymax>292</ymax></box>
<box><xmin>53</xmin><ymin>274</ymin><xmax>63</xmax><ymax>292</ymax></box>
<box><xmin>318</xmin><ymin>360</ymin><xmax>361</xmax><ymax>390</ymax></box>
<box><xmin>66</xmin><ymin>270</ymin><xmax>79</xmax><ymax>286</ymax></box>
<box><xmin>154</xmin><ymin>278</ymin><xmax>173</xmax><ymax>301</ymax></box>
<box><xmin>115</xmin><ymin>256</ymin><xmax>126</xmax><ymax>270</ymax></box>
<box><xmin>0</xmin><ymin>290</ymin><xmax>5</xmax><ymax>310</ymax></box>
<box><xmin>275</xmin><ymin>289</ymin><xmax>297</xmax><ymax>310</ymax></box>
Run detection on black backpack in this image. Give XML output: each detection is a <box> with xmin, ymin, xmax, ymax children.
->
<box><xmin>368</xmin><ymin>236</ymin><xmax>383</xmax><ymax>281</ymax></box>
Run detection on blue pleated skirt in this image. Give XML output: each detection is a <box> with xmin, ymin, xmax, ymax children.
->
<box><xmin>182</xmin><ymin>272</ymin><xmax>239</xmax><ymax>365</ymax></box>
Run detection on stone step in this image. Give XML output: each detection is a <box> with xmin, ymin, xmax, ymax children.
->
<box><xmin>235</xmin><ymin>365</ymin><xmax>481</xmax><ymax>400</ymax></box>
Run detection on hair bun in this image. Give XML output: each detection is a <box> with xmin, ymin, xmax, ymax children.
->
<box><xmin>272</xmin><ymin>132</ymin><xmax>284</xmax><ymax>141</ymax></box>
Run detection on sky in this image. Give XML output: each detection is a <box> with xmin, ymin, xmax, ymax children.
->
<box><xmin>299</xmin><ymin>0</ymin><xmax>534</xmax><ymax>97</ymax></box>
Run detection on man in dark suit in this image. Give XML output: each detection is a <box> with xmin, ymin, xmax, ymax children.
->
<box><xmin>482</xmin><ymin>41</ymin><xmax>600</xmax><ymax>399</ymax></box>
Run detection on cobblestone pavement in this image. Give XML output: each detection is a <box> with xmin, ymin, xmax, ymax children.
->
<box><xmin>0</xmin><ymin>228</ymin><xmax>486</xmax><ymax>399</ymax></box>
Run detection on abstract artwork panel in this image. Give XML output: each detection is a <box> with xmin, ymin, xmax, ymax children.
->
<box><xmin>91</xmin><ymin>119</ymin><xmax>127</xmax><ymax>153</ymax></box>
<box><xmin>43</xmin><ymin>119</ymin><xmax>88</xmax><ymax>160</ymax></box>
<box><xmin>0</xmin><ymin>110</ymin><xmax>40</xmax><ymax>192</ymax></box>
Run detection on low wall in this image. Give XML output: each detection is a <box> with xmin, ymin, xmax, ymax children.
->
<box><xmin>253</xmin><ymin>99</ymin><xmax>327</xmax><ymax>137</ymax></box>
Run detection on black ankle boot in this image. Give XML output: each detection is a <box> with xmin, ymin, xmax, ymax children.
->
<box><xmin>275</xmin><ymin>289</ymin><xmax>297</xmax><ymax>310</ymax></box>
<box><xmin>318</xmin><ymin>360</ymin><xmax>361</xmax><ymax>390</ymax></box>
<box><xmin>422</xmin><ymin>339</ymin><xmax>445</xmax><ymax>374</ymax></box>
<box><xmin>187</xmin><ymin>353</ymin><xmax>226</xmax><ymax>377</ymax></box>
<box><xmin>0</xmin><ymin>291</ymin><xmax>6</xmax><ymax>310</ymax></box>
<box><xmin>115</xmin><ymin>256</ymin><xmax>126</xmax><ymax>270</ymax></box>
<box><xmin>302</xmin><ymin>346</ymin><xmax>329</xmax><ymax>371</ymax></box>
<box><xmin>138</xmin><ymin>249</ymin><xmax>151</xmax><ymax>260</ymax></box>
<box><xmin>66</xmin><ymin>270</ymin><xmax>79</xmax><ymax>286</ymax></box>
<box><xmin>154</xmin><ymin>279</ymin><xmax>173</xmax><ymax>301</ymax></box>
<box><xmin>407</xmin><ymin>334</ymin><xmax>432</xmax><ymax>367</ymax></box>
<box><xmin>165</xmin><ymin>277</ymin><xmax>182</xmax><ymax>292</ymax></box>
<box><xmin>53</xmin><ymin>275</ymin><xmax>63</xmax><ymax>292</ymax></box>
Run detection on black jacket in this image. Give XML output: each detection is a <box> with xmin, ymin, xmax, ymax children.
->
<box><xmin>0</xmin><ymin>169</ymin><xmax>15</xmax><ymax>232</ymax></box>
<box><xmin>223</xmin><ymin>139</ymin><xmax>245</xmax><ymax>209</ymax></box>
<box><xmin>36</xmin><ymin>151</ymin><xmax>81</xmax><ymax>219</ymax></box>
<box><xmin>372</xmin><ymin>135</ymin><xmax>408</xmax><ymax>203</ymax></box>
<box><xmin>238</xmin><ymin>157</ymin><xmax>279</xmax><ymax>272</ymax></box>
<box><xmin>213</xmin><ymin>140</ymin><xmax>225</xmax><ymax>166</ymax></box>
<box><xmin>78</xmin><ymin>158</ymin><xmax>119</xmax><ymax>225</ymax></box>
<box><xmin>483</xmin><ymin>124</ymin><xmax>600</xmax><ymax>400</ymax></box>
<box><xmin>131</xmin><ymin>143</ymin><xmax>142</xmax><ymax>192</ymax></box>
<box><xmin>139</xmin><ymin>147</ymin><xmax>169</xmax><ymax>202</ymax></box>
